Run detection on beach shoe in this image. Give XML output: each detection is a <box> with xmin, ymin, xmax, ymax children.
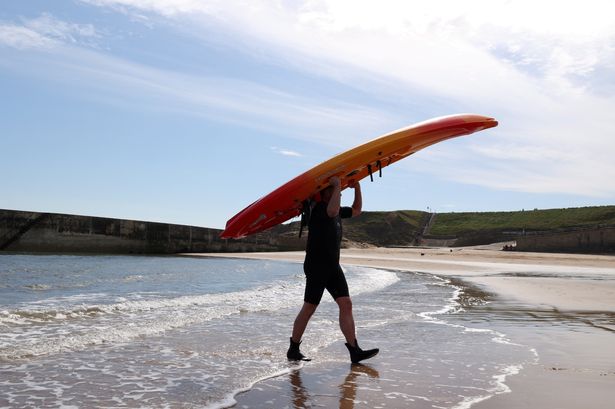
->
<box><xmin>287</xmin><ymin>338</ymin><xmax>311</xmax><ymax>361</ymax></box>
<box><xmin>345</xmin><ymin>339</ymin><xmax>379</xmax><ymax>364</ymax></box>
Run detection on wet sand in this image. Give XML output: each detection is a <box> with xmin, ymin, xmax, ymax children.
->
<box><xmin>190</xmin><ymin>247</ymin><xmax>615</xmax><ymax>408</ymax></box>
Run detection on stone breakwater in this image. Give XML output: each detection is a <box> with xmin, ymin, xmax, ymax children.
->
<box><xmin>0</xmin><ymin>209</ymin><xmax>305</xmax><ymax>254</ymax></box>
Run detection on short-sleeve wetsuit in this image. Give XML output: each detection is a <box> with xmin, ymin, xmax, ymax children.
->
<box><xmin>303</xmin><ymin>201</ymin><xmax>353</xmax><ymax>305</ymax></box>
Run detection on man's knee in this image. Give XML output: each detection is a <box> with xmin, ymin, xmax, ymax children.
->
<box><xmin>336</xmin><ymin>296</ymin><xmax>352</xmax><ymax>312</ymax></box>
<box><xmin>301</xmin><ymin>302</ymin><xmax>318</xmax><ymax>317</ymax></box>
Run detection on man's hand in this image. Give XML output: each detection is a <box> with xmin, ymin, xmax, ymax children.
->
<box><xmin>329</xmin><ymin>176</ymin><xmax>341</xmax><ymax>188</ymax></box>
<box><xmin>347</xmin><ymin>180</ymin><xmax>360</xmax><ymax>190</ymax></box>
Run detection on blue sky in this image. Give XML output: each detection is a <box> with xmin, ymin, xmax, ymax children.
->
<box><xmin>2</xmin><ymin>1</ymin><xmax>614</xmax><ymax>229</ymax></box>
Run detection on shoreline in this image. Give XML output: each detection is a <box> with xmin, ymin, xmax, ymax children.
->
<box><xmin>186</xmin><ymin>247</ymin><xmax>615</xmax><ymax>313</ymax></box>
<box><xmin>188</xmin><ymin>247</ymin><xmax>615</xmax><ymax>409</ymax></box>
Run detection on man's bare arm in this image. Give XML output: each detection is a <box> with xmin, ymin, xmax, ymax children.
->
<box><xmin>327</xmin><ymin>177</ymin><xmax>342</xmax><ymax>218</ymax></box>
<box><xmin>349</xmin><ymin>181</ymin><xmax>362</xmax><ymax>217</ymax></box>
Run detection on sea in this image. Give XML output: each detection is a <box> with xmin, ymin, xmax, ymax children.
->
<box><xmin>0</xmin><ymin>254</ymin><xmax>536</xmax><ymax>408</ymax></box>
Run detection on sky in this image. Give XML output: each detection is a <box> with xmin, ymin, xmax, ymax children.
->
<box><xmin>1</xmin><ymin>1</ymin><xmax>615</xmax><ymax>230</ymax></box>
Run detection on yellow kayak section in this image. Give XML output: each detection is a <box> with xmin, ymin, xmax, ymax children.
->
<box><xmin>221</xmin><ymin>114</ymin><xmax>498</xmax><ymax>239</ymax></box>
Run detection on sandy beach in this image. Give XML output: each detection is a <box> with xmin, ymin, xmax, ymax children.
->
<box><xmin>191</xmin><ymin>246</ymin><xmax>615</xmax><ymax>408</ymax></box>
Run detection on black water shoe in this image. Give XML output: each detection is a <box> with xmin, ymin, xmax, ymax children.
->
<box><xmin>287</xmin><ymin>338</ymin><xmax>311</xmax><ymax>361</ymax></box>
<box><xmin>345</xmin><ymin>339</ymin><xmax>379</xmax><ymax>364</ymax></box>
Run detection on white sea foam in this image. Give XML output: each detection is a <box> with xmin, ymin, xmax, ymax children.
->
<box><xmin>0</xmin><ymin>265</ymin><xmax>399</xmax><ymax>360</ymax></box>
<box><xmin>204</xmin><ymin>366</ymin><xmax>301</xmax><ymax>409</ymax></box>
<box><xmin>345</xmin><ymin>265</ymin><xmax>400</xmax><ymax>296</ymax></box>
<box><xmin>417</xmin><ymin>275</ymin><xmax>462</xmax><ymax>323</ymax></box>
<box><xmin>451</xmin><ymin>364</ymin><xmax>523</xmax><ymax>409</ymax></box>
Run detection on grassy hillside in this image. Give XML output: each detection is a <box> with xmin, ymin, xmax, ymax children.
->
<box><xmin>272</xmin><ymin>210</ymin><xmax>428</xmax><ymax>246</ymax></box>
<box><xmin>344</xmin><ymin>210</ymin><xmax>427</xmax><ymax>245</ymax></box>
<box><xmin>429</xmin><ymin>206</ymin><xmax>615</xmax><ymax>236</ymax></box>
<box><xmin>272</xmin><ymin>205</ymin><xmax>615</xmax><ymax>248</ymax></box>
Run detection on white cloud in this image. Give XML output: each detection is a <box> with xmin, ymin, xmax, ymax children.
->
<box><xmin>0</xmin><ymin>13</ymin><xmax>100</xmax><ymax>50</ymax></box>
<box><xmin>80</xmin><ymin>0</ymin><xmax>615</xmax><ymax>97</ymax></box>
<box><xmin>81</xmin><ymin>0</ymin><xmax>213</xmax><ymax>17</ymax></box>
<box><xmin>82</xmin><ymin>0</ymin><xmax>615</xmax><ymax>198</ymax></box>
<box><xmin>0</xmin><ymin>23</ymin><xmax>57</xmax><ymax>49</ymax></box>
<box><xmin>271</xmin><ymin>147</ymin><xmax>302</xmax><ymax>157</ymax></box>
<box><xmin>24</xmin><ymin>13</ymin><xmax>99</xmax><ymax>43</ymax></box>
<box><xmin>13</xmin><ymin>1</ymin><xmax>615</xmax><ymax>197</ymax></box>
<box><xmin>0</xmin><ymin>30</ymin><xmax>393</xmax><ymax>146</ymax></box>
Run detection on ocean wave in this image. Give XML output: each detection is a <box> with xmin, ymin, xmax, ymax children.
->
<box><xmin>0</xmin><ymin>265</ymin><xmax>399</xmax><ymax>360</ymax></box>
<box><xmin>23</xmin><ymin>284</ymin><xmax>52</xmax><ymax>291</ymax></box>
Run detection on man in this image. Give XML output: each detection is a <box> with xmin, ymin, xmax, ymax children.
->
<box><xmin>287</xmin><ymin>176</ymin><xmax>379</xmax><ymax>364</ymax></box>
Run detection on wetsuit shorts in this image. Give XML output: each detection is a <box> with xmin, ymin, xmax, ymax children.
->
<box><xmin>303</xmin><ymin>263</ymin><xmax>349</xmax><ymax>305</ymax></box>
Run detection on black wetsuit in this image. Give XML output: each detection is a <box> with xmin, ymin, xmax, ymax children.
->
<box><xmin>303</xmin><ymin>202</ymin><xmax>353</xmax><ymax>305</ymax></box>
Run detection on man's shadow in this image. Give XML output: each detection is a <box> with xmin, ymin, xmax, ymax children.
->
<box><xmin>290</xmin><ymin>364</ymin><xmax>380</xmax><ymax>409</ymax></box>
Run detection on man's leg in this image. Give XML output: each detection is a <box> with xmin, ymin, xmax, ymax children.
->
<box><xmin>336</xmin><ymin>296</ymin><xmax>379</xmax><ymax>363</ymax></box>
<box><xmin>291</xmin><ymin>302</ymin><xmax>318</xmax><ymax>343</ymax></box>
<box><xmin>288</xmin><ymin>302</ymin><xmax>318</xmax><ymax>361</ymax></box>
<box><xmin>335</xmin><ymin>296</ymin><xmax>356</xmax><ymax>346</ymax></box>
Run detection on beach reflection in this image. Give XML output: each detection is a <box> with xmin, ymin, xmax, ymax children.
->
<box><xmin>290</xmin><ymin>364</ymin><xmax>380</xmax><ymax>409</ymax></box>
<box><xmin>289</xmin><ymin>369</ymin><xmax>309</xmax><ymax>408</ymax></box>
<box><xmin>339</xmin><ymin>364</ymin><xmax>380</xmax><ymax>408</ymax></box>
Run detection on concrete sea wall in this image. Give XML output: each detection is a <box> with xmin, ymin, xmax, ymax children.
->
<box><xmin>515</xmin><ymin>225</ymin><xmax>615</xmax><ymax>254</ymax></box>
<box><xmin>0</xmin><ymin>209</ymin><xmax>305</xmax><ymax>254</ymax></box>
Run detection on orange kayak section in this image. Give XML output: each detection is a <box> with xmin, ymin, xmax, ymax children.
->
<box><xmin>221</xmin><ymin>114</ymin><xmax>498</xmax><ymax>239</ymax></box>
